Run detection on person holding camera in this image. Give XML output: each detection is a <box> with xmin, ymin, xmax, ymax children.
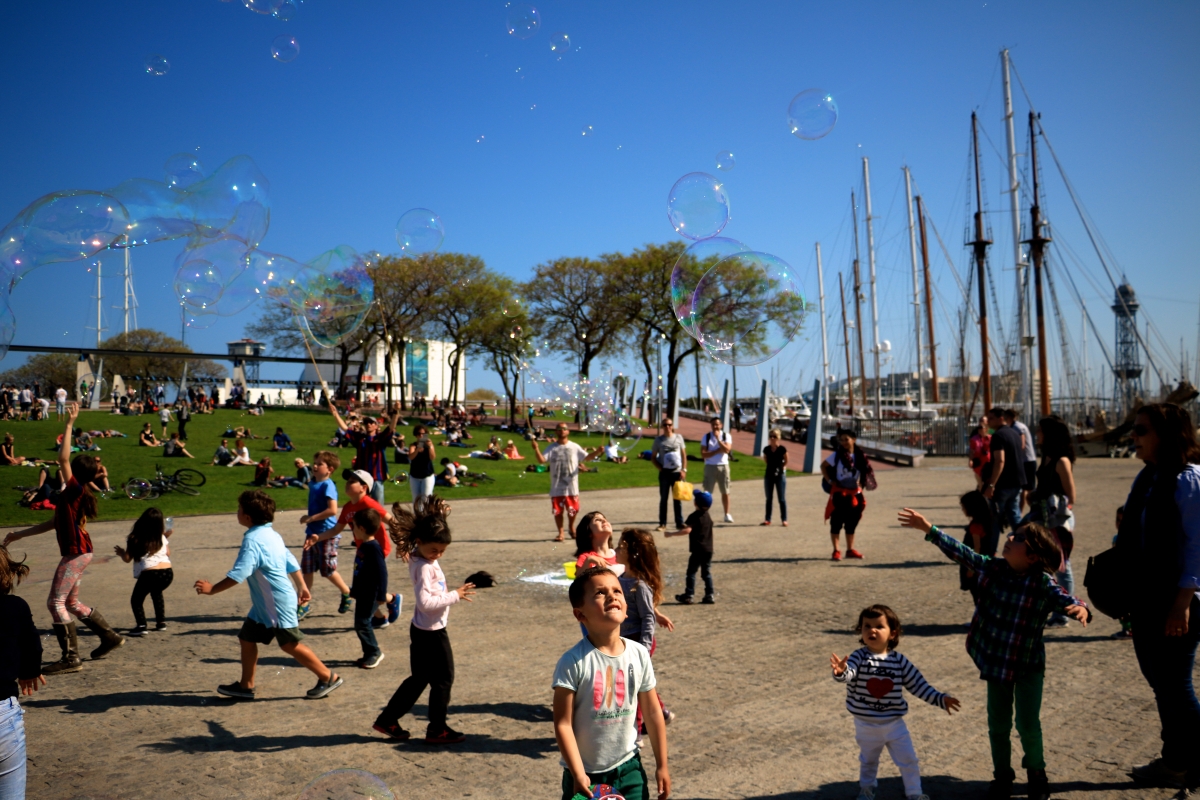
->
<box><xmin>407</xmin><ymin>424</ymin><xmax>437</xmax><ymax>504</ymax></box>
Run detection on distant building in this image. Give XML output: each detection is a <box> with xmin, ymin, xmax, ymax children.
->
<box><xmin>299</xmin><ymin>339</ymin><xmax>466</xmax><ymax>402</ymax></box>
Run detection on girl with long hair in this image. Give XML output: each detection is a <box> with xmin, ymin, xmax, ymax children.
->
<box><xmin>616</xmin><ymin>528</ymin><xmax>676</xmax><ymax>730</ymax></box>
<box><xmin>113</xmin><ymin>508</ymin><xmax>174</xmax><ymax>636</ymax></box>
<box><xmin>1026</xmin><ymin>415</ymin><xmax>1078</xmax><ymax>627</ymax></box>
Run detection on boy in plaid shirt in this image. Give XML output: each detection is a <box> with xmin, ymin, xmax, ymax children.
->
<box><xmin>898</xmin><ymin>508</ymin><xmax>1088</xmax><ymax>800</ymax></box>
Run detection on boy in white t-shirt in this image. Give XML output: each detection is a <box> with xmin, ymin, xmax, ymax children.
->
<box><xmin>552</xmin><ymin>566</ymin><xmax>670</xmax><ymax>800</ymax></box>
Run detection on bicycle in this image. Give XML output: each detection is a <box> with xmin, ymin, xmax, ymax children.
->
<box><xmin>125</xmin><ymin>464</ymin><xmax>207</xmax><ymax>500</ymax></box>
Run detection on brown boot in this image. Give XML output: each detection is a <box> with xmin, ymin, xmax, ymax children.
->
<box><xmin>80</xmin><ymin>609</ymin><xmax>125</xmax><ymax>660</ymax></box>
<box><xmin>43</xmin><ymin>622</ymin><xmax>83</xmax><ymax>675</ymax></box>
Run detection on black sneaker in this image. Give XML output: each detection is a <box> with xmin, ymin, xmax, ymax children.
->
<box><xmin>357</xmin><ymin>652</ymin><xmax>385</xmax><ymax>669</ymax></box>
<box><xmin>985</xmin><ymin>779</ymin><xmax>1012</xmax><ymax>800</ymax></box>
<box><xmin>424</xmin><ymin>726</ymin><xmax>466</xmax><ymax>744</ymax></box>
<box><xmin>701</xmin><ymin>595</ymin><xmax>715</xmax><ymax>605</ymax></box>
<box><xmin>1131</xmin><ymin>759</ymin><xmax>1187</xmax><ymax>789</ymax></box>
<box><xmin>338</xmin><ymin>593</ymin><xmax>352</xmax><ymax>614</ymax></box>
<box><xmin>154</xmin><ymin>622</ymin><xmax>168</xmax><ymax>631</ymax></box>
<box><xmin>306</xmin><ymin>672</ymin><xmax>343</xmax><ymax>699</ymax></box>
<box><xmin>372</xmin><ymin>721</ymin><xmax>411</xmax><ymax>740</ymax></box>
<box><xmin>675</xmin><ymin>593</ymin><xmax>694</xmax><ymax>605</ymax></box>
<box><xmin>216</xmin><ymin>681</ymin><xmax>256</xmax><ymax>700</ymax></box>
<box><xmin>127</xmin><ymin>625</ymin><xmax>149</xmax><ymax>637</ymax></box>
<box><xmin>1026</xmin><ymin>768</ymin><xmax>1050</xmax><ymax>800</ymax></box>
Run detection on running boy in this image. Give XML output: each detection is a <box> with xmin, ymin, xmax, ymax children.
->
<box><xmin>553</xmin><ymin>566</ymin><xmax>670</xmax><ymax>800</ymax></box>
<box><xmin>831</xmin><ymin>604</ymin><xmax>959</xmax><ymax>800</ymax></box>
<box><xmin>665</xmin><ymin>489</ymin><xmax>714</xmax><ymax>605</ymax></box>
<box><xmin>194</xmin><ymin>490</ymin><xmax>343</xmax><ymax>701</ymax></box>
<box><xmin>898</xmin><ymin>508</ymin><xmax>1087</xmax><ymax>800</ymax></box>
<box><xmin>297</xmin><ymin>451</ymin><xmax>349</xmax><ymax>620</ymax></box>
<box><xmin>350</xmin><ymin>507</ymin><xmax>387</xmax><ymax>669</ymax></box>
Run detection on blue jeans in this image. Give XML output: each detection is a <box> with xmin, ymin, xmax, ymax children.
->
<box><xmin>1048</xmin><ymin>560</ymin><xmax>1074</xmax><ymax>624</ymax></box>
<box><xmin>1132</xmin><ymin>595</ymin><xmax>1200</xmax><ymax>774</ymax></box>
<box><xmin>764</xmin><ymin>473</ymin><xmax>787</xmax><ymax>522</ymax></box>
<box><xmin>988</xmin><ymin>487</ymin><xmax>1022</xmax><ymax>556</ymax></box>
<box><xmin>354</xmin><ymin>599</ymin><xmax>381</xmax><ymax>660</ymax></box>
<box><xmin>369</xmin><ymin>479</ymin><xmax>385</xmax><ymax>506</ymax></box>
<box><xmin>684</xmin><ymin>552</ymin><xmax>713</xmax><ymax>599</ymax></box>
<box><xmin>0</xmin><ymin>697</ymin><xmax>26</xmax><ymax>800</ymax></box>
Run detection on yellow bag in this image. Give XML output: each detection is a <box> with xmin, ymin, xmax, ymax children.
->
<box><xmin>672</xmin><ymin>480</ymin><xmax>694</xmax><ymax>501</ymax></box>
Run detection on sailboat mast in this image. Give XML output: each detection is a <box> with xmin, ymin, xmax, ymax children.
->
<box><xmin>903</xmin><ymin>166</ymin><xmax>924</xmax><ymax>415</ymax></box>
<box><xmin>1027</xmin><ymin>111</ymin><xmax>1052</xmax><ymax>417</ymax></box>
<box><xmin>916</xmin><ymin>195</ymin><xmax>939</xmax><ymax>403</ymax></box>
<box><xmin>839</xmin><ymin>273</ymin><xmax>855</xmax><ymax>418</ymax></box>
<box><xmin>1002</xmin><ymin>49</ymin><xmax>1031</xmax><ymax>420</ymax></box>
<box><xmin>970</xmin><ymin>112</ymin><xmax>993</xmax><ymax>410</ymax></box>
<box><xmin>862</xmin><ymin>157</ymin><xmax>882</xmax><ymax>420</ymax></box>
<box><xmin>816</xmin><ymin>242</ymin><xmax>830</xmax><ymax>416</ymax></box>
<box><xmin>851</xmin><ymin>191</ymin><xmax>868</xmax><ymax>411</ymax></box>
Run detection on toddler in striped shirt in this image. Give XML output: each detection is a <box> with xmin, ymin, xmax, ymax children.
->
<box><xmin>832</xmin><ymin>604</ymin><xmax>960</xmax><ymax>800</ymax></box>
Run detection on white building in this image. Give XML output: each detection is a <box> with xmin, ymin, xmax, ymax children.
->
<box><xmin>298</xmin><ymin>339</ymin><xmax>466</xmax><ymax>403</ymax></box>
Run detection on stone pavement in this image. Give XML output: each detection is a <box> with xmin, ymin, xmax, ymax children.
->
<box><xmin>6</xmin><ymin>456</ymin><xmax>1188</xmax><ymax>800</ymax></box>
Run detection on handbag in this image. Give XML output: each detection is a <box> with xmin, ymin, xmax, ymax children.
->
<box><xmin>1083</xmin><ymin>547</ymin><xmax>1131</xmax><ymax>620</ymax></box>
<box><xmin>672</xmin><ymin>480</ymin><xmax>694</xmax><ymax>501</ymax></box>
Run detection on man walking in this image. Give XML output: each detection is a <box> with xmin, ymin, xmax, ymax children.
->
<box><xmin>701</xmin><ymin>417</ymin><xmax>734</xmax><ymax>523</ymax></box>
<box><xmin>531</xmin><ymin>422</ymin><xmax>602</xmax><ymax>542</ymax></box>
<box><xmin>651</xmin><ymin>418</ymin><xmax>687</xmax><ymax>532</ymax></box>
<box><xmin>981</xmin><ymin>407</ymin><xmax>1023</xmax><ymax>555</ymax></box>
<box><xmin>327</xmin><ymin>400</ymin><xmax>399</xmax><ymax>506</ymax></box>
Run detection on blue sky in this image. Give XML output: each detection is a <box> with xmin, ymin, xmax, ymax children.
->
<box><xmin>2</xmin><ymin>1</ymin><xmax>1198</xmax><ymax>402</ymax></box>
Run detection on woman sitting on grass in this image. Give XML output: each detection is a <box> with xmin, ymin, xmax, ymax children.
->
<box><xmin>138</xmin><ymin>424</ymin><xmax>160</xmax><ymax>448</ymax></box>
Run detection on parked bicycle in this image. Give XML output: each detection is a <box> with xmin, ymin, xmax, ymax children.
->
<box><xmin>125</xmin><ymin>464</ymin><xmax>207</xmax><ymax>500</ymax></box>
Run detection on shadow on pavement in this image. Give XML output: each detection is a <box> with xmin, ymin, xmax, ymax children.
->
<box><xmin>397</xmin><ymin>733</ymin><xmax>557</xmax><ymax>758</ymax></box>
<box><xmin>856</xmin><ymin>560</ymin><xmax>953</xmax><ymax>570</ymax></box>
<box><xmin>822</xmin><ymin>623</ymin><xmax>968</xmax><ymax>638</ymax></box>
<box><xmin>24</xmin><ymin>690</ymin><xmax>254</xmax><ymax>713</ymax></box>
<box><xmin>714</xmin><ymin>557</ymin><xmax>828</xmax><ymax>565</ymax></box>
<box><xmin>450</xmin><ymin>701</ymin><xmax>554</xmax><ymax>722</ymax></box>
<box><xmin>687</xmin><ymin>774</ymin><xmax>1139</xmax><ymax>798</ymax></box>
<box><xmin>143</xmin><ymin>720</ymin><xmax>378</xmax><ymax>753</ymax></box>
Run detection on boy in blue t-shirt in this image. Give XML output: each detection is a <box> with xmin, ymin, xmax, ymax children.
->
<box><xmin>194</xmin><ymin>490</ymin><xmax>343</xmax><ymax>701</ymax></box>
<box><xmin>296</xmin><ymin>451</ymin><xmax>349</xmax><ymax>619</ymax></box>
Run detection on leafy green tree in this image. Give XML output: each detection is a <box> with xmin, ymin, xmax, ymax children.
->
<box><xmin>99</xmin><ymin>330</ymin><xmax>226</xmax><ymax>388</ymax></box>
<box><xmin>365</xmin><ymin>254</ymin><xmax>444</xmax><ymax>407</ymax></box>
<box><xmin>0</xmin><ymin>353</ymin><xmax>76</xmax><ymax>392</ymax></box>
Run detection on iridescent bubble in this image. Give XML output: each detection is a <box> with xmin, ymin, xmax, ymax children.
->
<box><xmin>297</xmin><ymin>246</ymin><xmax>375</xmax><ymax>348</ymax></box>
<box><xmin>787</xmin><ymin>89</ymin><xmax>838</xmax><ymax>140</ymax></box>
<box><xmin>271</xmin><ymin>35</ymin><xmax>299</xmax><ymax>62</ymax></box>
<box><xmin>509</xmin><ymin>325</ymin><xmax>522</xmax><ymax>339</ymax></box>
<box><xmin>243</xmin><ymin>0</ymin><xmax>283</xmax><ymax>14</ymax></box>
<box><xmin>502</xmin><ymin>297</ymin><xmax>524</xmax><ymax>317</ymax></box>
<box><xmin>20</xmin><ymin>191</ymin><xmax>130</xmax><ymax>277</ymax></box>
<box><xmin>183</xmin><ymin>305</ymin><xmax>217</xmax><ymax>330</ymax></box>
<box><xmin>174</xmin><ymin>260</ymin><xmax>224</xmax><ymax>309</ymax></box>
<box><xmin>213</xmin><ymin>267</ymin><xmax>260</xmax><ymax>316</ymax></box>
<box><xmin>716</xmin><ymin>150</ymin><xmax>735</xmax><ymax>171</ymax></box>
<box><xmin>145</xmin><ymin>55</ymin><xmax>170</xmax><ymax>76</ymax></box>
<box><xmin>0</xmin><ymin>294</ymin><xmax>15</xmax><ymax>361</ymax></box>
<box><xmin>297</xmin><ymin>770</ymin><xmax>395</xmax><ymax>800</ymax></box>
<box><xmin>505</xmin><ymin>4</ymin><xmax>540</xmax><ymax>38</ymax></box>
<box><xmin>666</xmin><ymin>172</ymin><xmax>730</xmax><ymax>241</ymax></box>
<box><xmin>395</xmin><ymin>208</ymin><xmax>444</xmax><ymax>255</ymax></box>
<box><xmin>164</xmin><ymin>154</ymin><xmax>206</xmax><ymax>189</ymax></box>
<box><xmin>273</xmin><ymin>0</ymin><xmax>297</xmax><ymax>20</ymax></box>
<box><xmin>691</xmin><ymin>251</ymin><xmax>809</xmax><ymax>366</ymax></box>
<box><xmin>670</xmin><ymin>236</ymin><xmax>750</xmax><ymax>338</ymax></box>
<box><xmin>549</xmin><ymin>32</ymin><xmax>570</xmax><ymax>57</ymax></box>
<box><xmin>581</xmin><ymin>125</ymin><xmax>593</xmax><ymax>137</ymax></box>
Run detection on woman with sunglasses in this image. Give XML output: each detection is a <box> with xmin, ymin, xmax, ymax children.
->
<box><xmin>1121</xmin><ymin>403</ymin><xmax>1200</xmax><ymax>792</ymax></box>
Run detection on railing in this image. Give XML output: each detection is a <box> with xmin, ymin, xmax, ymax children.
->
<box><xmin>833</xmin><ymin>416</ymin><xmax>970</xmax><ymax>457</ymax></box>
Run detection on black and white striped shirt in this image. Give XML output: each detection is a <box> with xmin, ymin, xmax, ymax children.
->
<box><xmin>833</xmin><ymin>648</ymin><xmax>948</xmax><ymax>718</ymax></box>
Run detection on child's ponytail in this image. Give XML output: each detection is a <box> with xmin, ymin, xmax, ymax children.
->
<box><xmin>388</xmin><ymin>495</ymin><xmax>452</xmax><ymax>553</ymax></box>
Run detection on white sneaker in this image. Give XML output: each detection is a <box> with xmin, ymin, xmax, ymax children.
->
<box><xmin>723</xmin><ymin>513</ymin><xmax>734</xmax><ymax>523</ymax></box>
<box><xmin>855</xmin><ymin>787</ymin><xmax>875</xmax><ymax>800</ymax></box>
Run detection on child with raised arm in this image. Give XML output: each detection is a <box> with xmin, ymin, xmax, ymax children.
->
<box><xmin>194</xmin><ymin>490</ymin><xmax>343</xmax><ymax>701</ymax></box>
<box><xmin>898</xmin><ymin>508</ymin><xmax>1089</xmax><ymax>800</ymax></box>
<box><xmin>553</xmin><ymin>566</ymin><xmax>670</xmax><ymax>800</ymax></box>
<box><xmin>372</xmin><ymin>496</ymin><xmax>475</xmax><ymax>744</ymax></box>
<box><xmin>831</xmin><ymin>604</ymin><xmax>959</xmax><ymax>800</ymax></box>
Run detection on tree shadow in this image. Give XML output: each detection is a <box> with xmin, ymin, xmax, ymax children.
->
<box><xmin>164</xmin><ymin>614</ymin><xmax>245</xmax><ymax>625</ymax></box>
<box><xmin>199</xmin><ymin>656</ymin><xmax>293</xmax><ymax>666</ymax></box>
<box><xmin>687</xmin><ymin>774</ymin><xmax>1139</xmax><ymax>799</ymax></box>
<box><xmin>22</xmin><ymin>690</ymin><xmax>276</xmax><ymax>713</ymax></box>
<box><xmin>397</xmin><ymin>733</ymin><xmax>557</xmax><ymax>758</ymax></box>
<box><xmin>450</xmin><ymin>701</ymin><xmax>554</xmax><ymax>722</ymax></box>
<box><xmin>143</xmin><ymin>719</ymin><xmax>379</xmax><ymax>753</ymax></box>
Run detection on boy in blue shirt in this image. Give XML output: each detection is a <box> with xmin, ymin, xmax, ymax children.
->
<box><xmin>271</xmin><ymin>427</ymin><xmax>294</xmax><ymax>452</ymax></box>
<box><xmin>297</xmin><ymin>451</ymin><xmax>350</xmax><ymax>619</ymax></box>
<box><xmin>194</xmin><ymin>490</ymin><xmax>343</xmax><ymax>701</ymax></box>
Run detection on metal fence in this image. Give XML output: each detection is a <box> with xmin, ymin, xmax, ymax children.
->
<box><xmin>834</xmin><ymin>416</ymin><xmax>971</xmax><ymax>457</ymax></box>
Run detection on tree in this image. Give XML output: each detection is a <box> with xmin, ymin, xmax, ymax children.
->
<box><xmin>364</xmin><ymin>255</ymin><xmax>444</xmax><ymax>408</ymax></box>
<box><xmin>0</xmin><ymin>353</ymin><xmax>76</xmax><ymax>391</ymax></box>
<box><xmin>423</xmin><ymin>253</ymin><xmax>494</xmax><ymax>406</ymax></box>
<box><xmin>244</xmin><ymin>299</ymin><xmax>369</xmax><ymax>397</ymax></box>
<box><xmin>98</xmin><ymin>330</ymin><xmax>226</xmax><ymax>388</ymax></box>
<box><xmin>466</xmin><ymin>387</ymin><xmax>499</xmax><ymax>402</ymax></box>
<box><xmin>467</xmin><ymin>273</ymin><xmax>532</xmax><ymax>423</ymax></box>
<box><xmin>523</xmin><ymin>257</ymin><xmax>631</xmax><ymax>381</ymax></box>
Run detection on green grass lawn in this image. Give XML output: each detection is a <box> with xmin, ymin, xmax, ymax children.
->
<box><xmin>0</xmin><ymin>408</ymin><xmax>771</xmax><ymax>527</ymax></box>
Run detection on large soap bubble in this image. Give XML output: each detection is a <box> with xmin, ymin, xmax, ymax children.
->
<box><xmin>144</xmin><ymin>55</ymin><xmax>170</xmax><ymax>76</ymax></box>
<box><xmin>716</xmin><ymin>151</ymin><xmax>735</xmax><ymax>171</ymax></box>
<box><xmin>273</xmin><ymin>0</ymin><xmax>297</xmax><ymax>20</ymax></box>
<box><xmin>691</xmin><ymin>251</ymin><xmax>810</xmax><ymax>366</ymax></box>
<box><xmin>295</xmin><ymin>246</ymin><xmax>375</xmax><ymax>348</ymax></box>
<box><xmin>549</xmin><ymin>32</ymin><xmax>571</xmax><ymax>57</ymax></box>
<box><xmin>395</xmin><ymin>208</ymin><xmax>444</xmax><ymax>255</ymax></box>
<box><xmin>272</xmin><ymin>35</ymin><xmax>299</xmax><ymax>62</ymax></box>
<box><xmin>174</xmin><ymin>261</ymin><xmax>224</xmax><ymax>309</ymax></box>
<box><xmin>297</xmin><ymin>770</ymin><xmax>395</xmax><ymax>800</ymax></box>
<box><xmin>11</xmin><ymin>191</ymin><xmax>130</xmax><ymax>280</ymax></box>
<box><xmin>165</xmin><ymin>154</ymin><xmax>206</xmax><ymax>189</ymax></box>
<box><xmin>670</xmin><ymin>236</ymin><xmax>749</xmax><ymax>338</ymax></box>
<box><xmin>666</xmin><ymin>172</ymin><xmax>730</xmax><ymax>241</ymax></box>
<box><xmin>0</xmin><ymin>295</ymin><xmax>14</xmax><ymax>361</ymax></box>
<box><xmin>243</xmin><ymin>0</ymin><xmax>283</xmax><ymax>14</ymax></box>
<box><xmin>505</xmin><ymin>4</ymin><xmax>541</xmax><ymax>38</ymax></box>
<box><xmin>787</xmin><ymin>89</ymin><xmax>838</xmax><ymax>140</ymax></box>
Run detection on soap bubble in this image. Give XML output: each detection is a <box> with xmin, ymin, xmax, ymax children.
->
<box><xmin>174</xmin><ymin>260</ymin><xmax>224</xmax><ymax>309</ymax></box>
<box><xmin>271</xmin><ymin>35</ymin><xmax>300</xmax><ymax>62</ymax></box>
<box><xmin>581</xmin><ymin>125</ymin><xmax>593</xmax><ymax>137</ymax></box>
<box><xmin>164</xmin><ymin>154</ymin><xmax>206</xmax><ymax>189</ymax></box>
<box><xmin>297</xmin><ymin>246</ymin><xmax>375</xmax><ymax>348</ymax></box>
<box><xmin>666</xmin><ymin>172</ymin><xmax>730</xmax><ymax>241</ymax></box>
<box><xmin>509</xmin><ymin>325</ymin><xmax>522</xmax><ymax>339</ymax></box>
<box><xmin>502</xmin><ymin>296</ymin><xmax>524</xmax><ymax>317</ymax></box>
<box><xmin>18</xmin><ymin>191</ymin><xmax>130</xmax><ymax>278</ymax></box>
<box><xmin>670</xmin><ymin>236</ymin><xmax>750</xmax><ymax>338</ymax></box>
<box><xmin>549</xmin><ymin>32</ymin><xmax>570</xmax><ymax>57</ymax></box>
<box><xmin>273</xmin><ymin>0</ymin><xmax>297</xmax><ymax>20</ymax></box>
<box><xmin>505</xmin><ymin>4</ymin><xmax>541</xmax><ymax>38</ymax></box>
<box><xmin>691</xmin><ymin>251</ymin><xmax>809</xmax><ymax>366</ymax></box>
<box><xmin>183</xmin><ymin>305</ymin><xmax>217</xmax><ymax>330</ymax></box>
<box><xmin>716</xmin><ymin>151</ymin><xmax>735</xmax><ymax>171</ymax></box>
<box><xmin>144</xmin><ymin>55</ymin><xmax>170</xmax><ymax>76</ymax></box>
<box><xmin>0</xmin><ymin>295</ymin><xmax>15</xmax><ymax>361</ymax></box>
<box><xmin>395</xmin><ymin>208</ymin><xmax>444</xmax><ymax>255</ymax></box>
<box><xmin>787</xmin><ymin>89</ymin><xmax>838</xmax><ymax>140</ymax></box>
<box><xmin>298</xmin><ymin>770</ymin><xmax>395</xmax><ymax>800</ymax></box>
<box><xmin>243</xmin><ymin>0</ymin><xmax>283</xmax><ymax>14</ymax></box>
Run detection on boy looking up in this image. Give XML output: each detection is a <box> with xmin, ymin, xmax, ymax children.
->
<box><xmin>297</xmin><ymin>451</ymin><xmax>348</xmax><ymax>620</ymax></box>
<box><xmin>553</xmin><ymin>566</ymin><xmax>670</xmax><ymax>800</ymax></box>
<box><xmin>194</xmin><ymin>490</ymin><xmax>343</xmax><ymax>701</ymax></box>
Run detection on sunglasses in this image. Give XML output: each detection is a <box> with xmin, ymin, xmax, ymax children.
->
<box><xmin>1132</xmin><ymin>424</ymin><xmax>1150</xmax><ymax>437</ymax></box>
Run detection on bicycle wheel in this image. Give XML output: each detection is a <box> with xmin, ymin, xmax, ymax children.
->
<box><xmin>170</xmin><ymin>481</ymin><xmax>201</xmax><ymax>496</ymax></box>
<box><xmin>125</xmin><ymin>479</ymin><xmax>157</xmax><ymax>500</ymax></box>
<box><xmin>172</xmin><ymin>468</ymin><xmax>207</xmax><ymax>487</ymax></box>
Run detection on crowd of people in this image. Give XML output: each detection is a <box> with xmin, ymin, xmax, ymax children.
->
<box><xmin>0</xmin><ymin>393</ymin><xmax>1198</xmax><ymax>800</ymax></box>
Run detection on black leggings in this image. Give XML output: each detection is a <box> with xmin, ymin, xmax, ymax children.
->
<box><xmin>131</xmin><ymin>568</ymin><xmax>174</xmax><ymax>627</ymax></box>
<box><xmin>658</xmin><ymin>469</ymin><xmax>684</xmax><ymax>528</ymax></box>
<box><xmin>377</xmin><ymin>625</ymin><xmax>455</xmax><ymax>733</ymax></box>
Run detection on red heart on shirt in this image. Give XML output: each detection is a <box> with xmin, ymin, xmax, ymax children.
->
<box><xmin>866</xmin><ymin>678</ymin><xmax>895</xmax><ymax>699</ymax></box>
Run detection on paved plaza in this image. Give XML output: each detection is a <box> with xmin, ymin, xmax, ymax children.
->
<box><xmin>7</xmin><ymin>456</ymin><xmax>1187</xmax><ymax>800</ymax></box>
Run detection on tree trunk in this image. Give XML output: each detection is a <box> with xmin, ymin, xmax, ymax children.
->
<box><xmin>397</xmin><ymin>340</ymin><xmax>408</xmax><ymax>410</ymax></box>
<box><xmin>383</xmin><ymin>341</ymin><xmax>395</xmax><ymax>406</ymax></box>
